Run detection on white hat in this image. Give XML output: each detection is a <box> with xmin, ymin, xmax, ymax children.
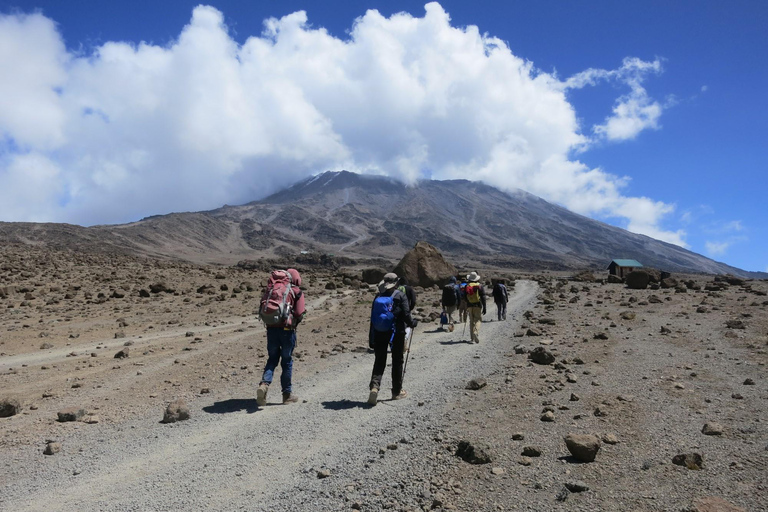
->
<box><xmin>467</xmin><ymin>271</ymin><xmax>481</xmax><ymax>282</ymax></box>
<box><xmin>378</xmin><ymin>272</ymin><xmax>399</xmax><ymax>291</ymax></box>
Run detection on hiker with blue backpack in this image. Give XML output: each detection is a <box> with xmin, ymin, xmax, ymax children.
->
<box><xmin>368</xmin><ymin>273</ymin><xmax>418</xmax><ymax>405</ymax></box>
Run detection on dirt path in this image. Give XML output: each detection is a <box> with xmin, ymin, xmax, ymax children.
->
<box><xmin>0</xmin><ymin>281</ymin><xmax>539</xmax><ymax>511</ymax></box>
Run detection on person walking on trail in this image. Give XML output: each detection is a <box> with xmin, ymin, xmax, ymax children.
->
<box><xmin>397</xmin><ymin>278</ymin><xmax>417</xmax><ymax>353</ymax></box>
<box><xmin>256</xmin><ymin>268</ymin><xmax>305</xmax><ymax>406</ymax></box>
<box><xmin>368</xmin><ymin>273</ymin><xmax>418</xmax><ymax>405</ymax></box>
<box><xmin>458</xmin><ymin>278</ymin><xmax>469</xmax><ymax>324</ymax></box>
<box><xmin>492</xmin><ymin>279</ymin><xmax>509</xmax><ymax>321</ymax></box>
<box><xmin>465</xmin><ymin>272</ymin><xmax>486</xmax><ymax>344</ymax></box>
<box><xmin>441</xmin><ymin>276</ymin><xmax>461</xmax><ymax>326</ymax></box>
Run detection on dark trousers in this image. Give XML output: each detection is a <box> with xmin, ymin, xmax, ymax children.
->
<box><xmin>495</xmin><ymin>301</ymin><xmax>507</xmax><ymax>321</ymax></box>
<box><xmin>370</xmin><ymin>330</ymin><xmax>405</xmax><ymax>395</ymax></box>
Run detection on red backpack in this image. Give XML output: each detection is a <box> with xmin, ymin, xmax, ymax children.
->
<box><xmin>259</xmin><ymin>270</ymin><xmax>296</xmax><ymax>326</ymax></box>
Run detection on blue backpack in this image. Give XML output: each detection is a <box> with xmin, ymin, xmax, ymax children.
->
<box><xmin>371</xmin><ymin>294</ymin><xmax>396</xmax><ymax>332</ymax></box>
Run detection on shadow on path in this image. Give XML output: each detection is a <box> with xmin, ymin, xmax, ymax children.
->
<box><xmin>438</xmin><ymin>339</ymin><xmax>471</xmax><ymax>345</ymax></box>
<box><xmin>321</xmin><ymin>399</ymin><xmax>370</xmax><ymax>410</ymax></box>
<box><xmin>202</xmin><ymin>398</ymin><xmax>259</xmax><ymax>414</ymax></box>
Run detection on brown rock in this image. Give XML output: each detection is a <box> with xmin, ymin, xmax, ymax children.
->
<box><xmin>702</xmin><ymin>422</ymin><xmax>724</xmax><ymax>436</ymax></box>
<box><xmin>564</xmin><ymin>433</ymin><xmax>601</xmax><ymax>462</ymax></box>
<box><xmin>43</xmin><ymin>441</ymin><xmax>61</xmax><ymax>455</ymax></box>
<box><xmin>162</xmin><ymin>399</ymin><xmax>190</xmax><ymax>423</ymax></box>
<box><xmin>672</xmin><ymin>452</ymin><xmax>703</xmax><ymax>470</ymax></box>
<box><xmin>57</xmin><ymin>407</ymin><xmax>86</xmax><ymax>422</ymax></box>
<box><xmin>0</xmin><ymin>398</ymin><xmax>22</xmax><ymax>418</ymax></box>
<box><xmin>456</xmin><ymin>440</ymin><xmax>493</xmax><ymax>464</ymax></box>
<box><xmin>528</xmin><ymin>346</ymin><xmax>555</xmax><ymax>365</ymax></box>
<box><xmin>465</xmin><ymin>378</ymin><xmax>487</xmax><ymax>390</ymax></box>
<box><xmin>392</xmin><ymin>241</ymin><xmax>457</xmax><ymax>288</ymax></box>
<box><xmin>691</xmin><ymin>496</ymin><xmax>746</xmax><ymax>512</ymax></box>
<box><xmin>114</xmin><ymin>348</ymin><xmax>129</xmax><ymax>359</ymax></box>
<box><xmin>626</xmin><ymin>270</ymin><xmax>650</xmax><ymax>289</ymax></box>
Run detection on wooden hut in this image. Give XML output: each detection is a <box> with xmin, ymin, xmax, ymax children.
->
<box><xmin>607</xmin><ymin>259</ymin><xmax>643</xmax><ymax>278</ymax></box>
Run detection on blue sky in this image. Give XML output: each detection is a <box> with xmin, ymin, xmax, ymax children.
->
<box><xmin>0</xmin><ymin>1</ymin><xmax>766</xmax><ymax>272</ymax></box>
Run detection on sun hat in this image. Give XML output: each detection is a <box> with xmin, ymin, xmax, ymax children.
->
<box><xmin>467</xmin><ymin>271</ymin><xmax>481</xmax><ymax>282</ymax></box>
<box><xmin>378</xmin><ymin>272</ymin><xmax>399</xmax><ymax>292</ymax></box>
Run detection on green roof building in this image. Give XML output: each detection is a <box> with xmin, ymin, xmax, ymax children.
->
<box><xmin>607</xmin><ymin>259</ymin><xmax>643</xmax><ymax>278</ymax></box>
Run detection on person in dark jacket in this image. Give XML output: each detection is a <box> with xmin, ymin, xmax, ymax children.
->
<box><xmin>465</xmin><ymin>271</ymin><xmax>486</xmax><ymax>344</ymax></box>
<box><xmin>492</xmin><ymin>279</ymin><xmax>509</xmax><ymax>321</ymax></box>
<box><xmin>368</xmin><ymin>273</ymin><xmax>417</xmax><ymax>405</ymax></box>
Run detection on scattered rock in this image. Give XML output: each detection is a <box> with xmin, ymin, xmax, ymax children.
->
<box><xmin>0</xmin><ymin>398</ymin><xmax>21</xmax><ymax>418</ymax></box>
<box><xmin>702</xmin><ymin>422</ymin><xmax>724</xmax><ymax>436</ymax></box>
<box><xmin>691</xmin><ymin>496</ymin><xmax>747</xmax><ymax>512</ymax></box>
<box><xmin>161</xmin><ymin>399</ymin><xmax>190</xmax><ymax>423</ymax></box>
<box><xmin>672</xmin><ymin>452</ymin><xmax>703</xmax><ymax>470</ymax></box>
<box><xmin>518</xmin><ymin>456</ymin><xmax>532</xmax><ymax>466</ymax></box>
<box><xmin>490</xmin><ymin>467</ymin><xmax>505</xmax><ymax>475</ymax></box>
<box><xmin>626</xmin><ymin>270</ymin><xmax>650</xmax><ymax>289</ymax></box>
<box><xmin>511</xmin><ymin>433</ymin><xmax>525</xmax><ymax>440</ymax></box>
<box><xmin>564</xmin><ymin>433</ymin><xmax>601</xmax><ymax>462</ymax></box>
<box><xmin>570</xmin><ymin>393</ymin><xmax>580</xmax><ymax>401</ymax></box>
<box><xmin>725</xmin><ymin>320</ymin><xmax>745</xmax><ymax>329</ymax></box>
<box><xmin>57</xmin><ymin>407</ymin><xmax>86</xmax><ymax>422</ymax></box>
<box><xmin>619</xmin><ymin>311</ymin><xmax>636</xmax><ymax>320</ymax></box>
<box><xmin>456</xmin><ymin>440</ymin><xmax>493</xmax><ymax>464</ymax></box>
<box><xmin>528</xmin><ymin>346</ymin><xmax>555</xmax><ymax>365</ymax></box>
<box><xmin>522</xmin><ymin>446</ymin><xmax>542</xmax><ymax>457</ymax></box>
<box><xmin>317</xmin><ymin>468</ymin><xmax>331</xmax><ymax>479</ymax></box>
<box><xmin>564</xmin><ymin>480</ymin><xmax>589</xmax><ymax>493</ymax></box>
<box><xmin>43</xmin><ymin>441</ymin><xmax>61</xmax><ymax>455</ymax></box>
<box><xmin>465</xmin><ymin>378</ymin><xmax>487</xmax><ymax>390</ymax></box>
<box><xmin>114</xmin><ymin>348</ymin><xmax>129</xmax><ymax>359</ymax></box>
<box><xmin>743</xmin><ymin>378</ymin><xmax>755</xmax><ymax>385</ymax></box>
<box><xmin>602</xmin><ymin>433</ymin><xmax>619</xmax><ymax>445</ymax></box>
<box><xmin>540</xmin><ymin>411</ymin><xmax>555</xmax><ymax>422</ymax></box>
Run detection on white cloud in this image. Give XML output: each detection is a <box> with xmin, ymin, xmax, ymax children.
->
<box><xmin>705</xmin><ymin>241</ymin><xmax>730</xmax><ymax>257</ymax></box>
<box><xmin>0</xmin><ymin>3</ymin><xmax>681</xmax><ymax>245</ymax></box>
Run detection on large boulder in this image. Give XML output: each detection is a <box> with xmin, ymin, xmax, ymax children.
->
<box><xmin>361</xmin><ymin>268</ymin><xmax>387</xmax><ymax>285</ymax></box>
<box><xmin>626</xmin><ymin>270</ymin><xmax>650</xmax><ymax>290</ymax></box>
<box><xmin>392</xmin><ymin>241</ymin><xmax>457</xmax><ymax>288</ymax></box>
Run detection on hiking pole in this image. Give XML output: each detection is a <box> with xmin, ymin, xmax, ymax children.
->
<box><xmin>402</xmin><ymin>328</ymin><xmax>415</xmax><ymax>380</ymax></box>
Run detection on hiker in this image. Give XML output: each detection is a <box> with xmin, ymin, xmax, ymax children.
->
<box><xmin>492</xmin><ymin>279</ymin><xmax>509</xmax><ymax>321</ymax></box>
<box><xmin>465</xmin><ymin>272</ymin><xmax>486</xmax><ymax>344</ymax></box>
<box><xmin>256</xmin><ymin>268</ymin><xmax>305</xmax><ymax>406</ymax></box>
<box><xmin>458</xmin><ymin>278</ymin><xmax>469</xmax><ymax>324</ymax></box>
<box><xmin>441</xmin><ymin>276</ymin><xmax>461</xmax><ymax>325</ymax></box>
<box><xmin>368</xmin><ymin>273</ymin><xmax>418</xmax><ymax>405</ymax></box>
<box><xmin>398</xmin><ymin>278</ymin><xmax>417</xmax><ymax>351</ymax></box>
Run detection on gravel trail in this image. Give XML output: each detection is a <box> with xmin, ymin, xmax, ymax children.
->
<box><xmin>1</xmin><ymin>281</ymin><xmax>539</xmax><ymax>512</ymax></box>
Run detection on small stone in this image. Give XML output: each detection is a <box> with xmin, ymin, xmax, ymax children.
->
<box><xmin>0</xmin><ymin>398</ymin><xmax>22</xmax><ymax>418</ymax></box>
<box><xmin>602</xmin><ymin>433</ymin><xmax>619</xmax><ymax>445</ymax></box>
<box><xmin>456</xmin><ymin>440</ymin><xmax>493</xmax><ymax>464</ymax></box>
<box><xmin>518</xmin><ymin>456</ymin><xmax>532</xmax><ymax>466</ymax></box>
<box><xmin>386</xmin><ymin>443</ymin><xmax>398</xmax><ymax>450</ymax></box>
<box><xmin>512</xmin><ymin>433</ymin><xmax>525</xmax><ymax>440</ymax></box>
<box><xmin>529</xmin><ymin>346</ymin><xmax>555</xmax><ymax>365</ymax></box>
<box><xmin>465</xmin><ymin>378</ymin><xmax>487</xmax><ymax>390</ymax></box>
<box><xmin>672</xmin><ymin>452</ymin><xmax>703</xmax><ymax>470</ymax></box>
<box><xmin>540</xmin><ymin>411</ymin><xmax>555</xmax><ymax>422</ymax></box>
<box><xmin>57</xmin><ymin>407</ymin><xmax>86</xmax><ymax>422</ymax></box>
<box><xmin>564</xmin><ymin>480</ymin><xmax>589</xmax><ymax>493</ymax></box>
<box><xmin>317</xmin><ymin>468</ymin><xmax>331</xmax><ymax>479</ymax></box>
<box><xmin>114</xmin><ymin>348</ymin><xmax>129</xmax><ymax>359</ymax></box>
<box><xmin>564</xmin><ymin>433</ymin><xmax>601</xmax><ymax>462</ymax></box>
<box><xmin>43</xmin><ymin>441</ymin><xmax>61</xmax><ymax>455</ymax></box>
<box><xmin>566</xmin><ymin>374</ymin><xmax>577</xmax><ymax>383</ymax></box>
<box><xmin>743</xmin><ymin>378</ymin><xmax>755</xmax><ymax>385</ymax></box>
<box><xmin>491</xmin><ymin>467</ymin><xmax>505</xmax><ymax>475</ymax></box>
<box><xmin>522</xmin><ymin>446</ymin><xmax>542</xmax><ymax>457</ymax></box>
<box><xmin>731</xmin><ymin>393</ymin><xmax>743</xmax><ymax>400</ymax></box>
<box><xmin>161</xmin><ymin>399</ymin><xmax>190</xmax><ymax>423</ymax></box>
<box><xmin>200</xmin><ymin>388</ymin><xmax>210</xmax><ymax>394</ymax></box>
<box><xmin>593</xmin><ymin>407</ymin><xmax>608</xmax><ymax>417</ymax></box>
<box><xmin>84</xmin><ymin>415</ymin><xmax>100</xmax><ymax>424</ymax></box>
<box><xmin>569</xmin><ymin>393</ymin><xmax>580</xmax><ymax>402</ymax></box>
<box><xmin>701</xmin><ymin>422</ymin><xmax>724</xmax><ymax>436</ymax></box>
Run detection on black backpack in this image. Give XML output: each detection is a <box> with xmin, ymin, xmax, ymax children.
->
<box><xmin>442</xmin><ymin>284</ymin><xmax>457</xmax><ymax>306</ymax></box>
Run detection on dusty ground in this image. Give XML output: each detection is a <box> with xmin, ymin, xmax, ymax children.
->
<box><xmin>0</xmin><ymin>246</ymin><xmax>766</xmax><ymax>511</ymax></box>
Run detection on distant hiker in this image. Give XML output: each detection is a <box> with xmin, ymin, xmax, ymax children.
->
<box><xmin>465</xmin><ymin>272</ymin><xmax>486</xmax><ymax>344</ymax></box>
<box><xmin>368</xmin><ymin>273</ymin><xmax>418</xmax><ymax>405</ymax></box>
<box><xmin>458</xmin><ymin>278</ymin><xmax>469</xmax><ymax>324</ymax></box>
<box><xmin>397</xmin><ymin>278</ymin><xmax>417</xmax><ymax>351</ymax></box>
<box><xmin>492</xmin><ymin>279</ymin><xmax>509</xmax><ymax>321</ymax></box>
<box><xmin>441</xmin><ymin>276</ymin><xmax>461</xmax><ymax>326</ymax></box>
<box><xmin>256</xmin><ymin>268</ymin><xmax>305</xmax><ymax>406</ymax></box>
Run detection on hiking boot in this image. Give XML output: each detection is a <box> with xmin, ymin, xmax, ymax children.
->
<box><xmin>368</xmin><ymin>388</ymin><xmax>378</xmax><ymax>406</ymax></box>
<box><xmin>256</xmin><ymin>382</ymin><xmax>269</xmax><ymax>407</ymax></box>
<box><xmin>282</xmin><ymin>392</ymin><xmax>299</xmax><ymax>404</ymax></box>
<box><xmin>392</xmin><ymin>389</ymin><xmax>408</xmax><ymax>400</ymax></box>
<box><xmin>474</xmin><ymin>339</ymin><xmax>480</xmax><ymax>344</ymax></box>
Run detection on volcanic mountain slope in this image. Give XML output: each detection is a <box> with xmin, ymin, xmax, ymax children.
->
<box><xmin>0</xmin><ymin>171</ymin><xmax>762</xmax><ymax>277</ymax></box>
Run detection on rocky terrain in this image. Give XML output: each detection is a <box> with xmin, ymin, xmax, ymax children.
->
<box><xmin>1</xmin><ymin>243</ymin><xmax>766</xmax><ymax>511</ymax></box>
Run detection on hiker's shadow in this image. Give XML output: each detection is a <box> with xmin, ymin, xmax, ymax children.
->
<box><xmin>439</xmin><ymin>339</ymin><xmax>470</xmax><ymax>345</ymax></box>
<box><xmin>424</xmin><ymin>328</ymin><xmax>444</xmax><ymax>333</ymax></box>
<box><xmin>202</xmin><ymin>398</ymin><xmax>259</xmax><ymax>414</ymax></box>
<box><xmin>321</xmin><ymin>399</ymin><xmax>371</xmax><ymax>410</ymax></box>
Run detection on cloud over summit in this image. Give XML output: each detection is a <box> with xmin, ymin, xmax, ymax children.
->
<box><xmin>0</xmin><ymin>3</ymin><xmax>682</xmax><ymax>245</ymax></box>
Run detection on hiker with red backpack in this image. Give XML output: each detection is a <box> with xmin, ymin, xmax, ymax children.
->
<box><xmin>256</xmin><ymin>268</ymin><xmax>305</xmax><ymax>406</ymax></box>
<box><xmin>465</xmin><ymin>272</ymin><xmax>486</xmax><ymax>344</ymax></box>
<box><xmin>368</xmin><ymin>273</ymin><xmax>418</xmax><ymax>406</ymax></box>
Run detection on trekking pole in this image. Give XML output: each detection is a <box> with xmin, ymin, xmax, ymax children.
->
<box><xmin>402</xmin><ymin>329</ymin><xmax>415</xmax><ymax>380</ymax></box>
